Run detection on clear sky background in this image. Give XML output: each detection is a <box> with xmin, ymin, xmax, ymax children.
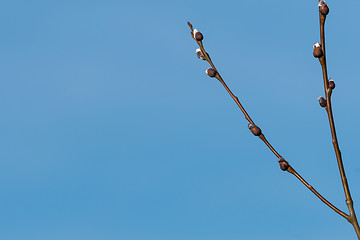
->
<box><xmin>1</xmin><ymin>0</ymin><xmax>360</xmax><ymax>239</ymax></box>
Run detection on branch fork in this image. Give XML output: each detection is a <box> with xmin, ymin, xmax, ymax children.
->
<box><xmin>187</xmin><ymin>0</ymin><xmax>360</xmax><ymax>238</ymax></box>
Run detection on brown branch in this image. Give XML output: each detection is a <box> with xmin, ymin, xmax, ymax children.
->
<box><xmin>288</xmin><ymin>166</ymin><xmax>348</xmax><ymax>219</ymax></box>
<box><xmin>316</xmin><ymin>1</ymin><xmax>360</xmax><ymax>238</ymax></box>
<box><xmin>187</xmin><ymin>21</ymin><xmax>348</xmax><ymax>221</ymax></box>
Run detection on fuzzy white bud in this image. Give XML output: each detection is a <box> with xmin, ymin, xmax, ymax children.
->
<box><xmin>196</xmin><ymin>48</ymin><xmax>206</xmax><ymax>60</ymax></box>
<box><xmin>313</xmin><ymin>42</ymin><xmax>321</xmax><ymax>48</ymax></box>
<box><xmin>193</xmin><ymin>29</ymin><xmax>199</xmax><ymax>38</ymax></box>
<box><xmin>318</xmin><ymin>0</ymin><xmax>326</xmax><ymax>7</ymax></box>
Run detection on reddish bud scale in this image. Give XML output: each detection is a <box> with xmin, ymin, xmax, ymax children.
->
<box><xmin>278</xmin><ymin>157</ymin><xmax>289</xmax><ymax>171</ymax></box>
<box><xmin>318</xmin><ymin>96</ymin><xmax>327</xmax><ymax>107</ymax></box>
<box><xmin>206</xmin><ymin>68</ymin><xmax>217</xmax><ymax>78</ymax></box>
<box><xmin>194</xmin><ymin>32</ymin><xmax>203</xmax><ymax>41</ymax></box>
<box><xmin>313</xmin><ymin>47</ymin><xmax>323</xmax><ymax>58</ymax></box>
<box><xmin>329</xmin><ymin>79</ymin><xmax>335</xmax><ymax>89</ymax></box>
<box><xmin>248</xmin><ymin>123</ymin><xmax>262</xmax><ymax>136</ymax></box>
<box><xmin>319</xmin><ymin>4</ymin><xmax>329</xmax><ymax>16</ymax></box>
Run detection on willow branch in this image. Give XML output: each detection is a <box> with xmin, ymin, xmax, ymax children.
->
<box><xmin>187</xmin><ymin>21</ymin><xmax>348</xmax><ymax>220</ymax></box>
<box><xmin>316</xmin><ymin>1</ymin><xmax>360</xmax><ymax>237</ymax></box>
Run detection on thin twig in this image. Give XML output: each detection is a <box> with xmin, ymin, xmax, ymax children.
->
<box><xmin>288</xmin><ymin>166</ymin><xmax>348</xmax><ymax>219</ymax></box>
<box><xmin>187</xmin><ymin>21</ymin><xmax>348</xmax><ymax>220</ymax></box>
<box><xmin>317</xmin><ymin>1</ymin><xmax>360</xmax><ymax>237</ymax></box>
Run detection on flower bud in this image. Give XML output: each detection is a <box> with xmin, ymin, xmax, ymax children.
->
<box><xmin>248</xmin><ymin>123</ymin><xmax>262</xmax><ymax>136</ymax></box>
<box><xmin>278</xmin><ymin>157</ymin><xmax>289</xmax><ymax>171</ymax></box>
<box><xmin>329</xmin><ymin>78</ymin><xmax>335</xmax><ymax>89</ymax></box>
<box><xmin>196</xmin><ymin>48</ymin><xmax>206</xmax><ymax>60</ymax></box>
<box><xmin>205</xmin><ymin>68</ymin><xmax>217</xmax><ymax>78</ymax></box>
<box><xmin>318</xmin><ymin>0</ymin><xmax>329</xmax><ymax>16</ymax></box>
<box><xmin>193</xmin><ymin>29</ymin><xmax>203</xmax><ymax>41</ymax></box>
<box><xmin>313</xmin><ymin>42</ymin><xmax>323</xmax><ymax>58</ymax></box>
<box><xmin>318</xmin><ymin>96</ymin><xmax>327</xmax><ymax>107</ymax></box>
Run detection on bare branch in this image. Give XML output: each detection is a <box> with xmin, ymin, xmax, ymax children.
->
<box><xmin>187</xmin><ymin>21</ymin><xmax>348</xmax><ymax>221</ymax></box>
<box><xmin>316</xmin><ymin>0</ymin><xmax>360</xmax><ymax>237</ymax></box>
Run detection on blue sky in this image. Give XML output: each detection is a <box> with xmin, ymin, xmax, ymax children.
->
<box><xmin>1</xmin><ymin>0</ymin><xmax>360</xmax><ymax>239</ymax></box>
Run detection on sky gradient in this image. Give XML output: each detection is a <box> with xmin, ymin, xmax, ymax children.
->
<box><xmin>1</xmin><ymin>0</ymin><xmax>360</xmax><ymax>239</ymax></box>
